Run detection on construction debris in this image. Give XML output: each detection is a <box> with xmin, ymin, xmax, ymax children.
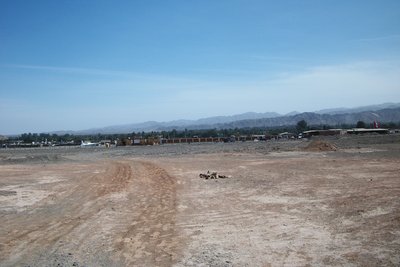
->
<box><xmin>304</xmin><ymin>140</ymin><xmax>337</xmax><ymax>151</ymax></box>
<box><xmin>199</xmin><ymin>171</ymin><xmax>230</xmax><ymax>179</ymax></box>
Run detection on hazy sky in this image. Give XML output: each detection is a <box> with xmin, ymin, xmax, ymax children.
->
<box><xmin>1</xmin><ymin>0</ymin><xmax>400</xmax><ymax>134</ymax></box>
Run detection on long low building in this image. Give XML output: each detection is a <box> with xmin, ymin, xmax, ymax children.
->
<box><xmin>302</xmin><ymin>129</ymin><xmax>345</xmax><ymax>138</ymax></box>
<box><xmin>347</xmin><ymin>128</ymin><xmax>389</xmax><ymax>134</ymax></box>
<box><xmin>302</xmin><ymin>128</ymin><xmax>390</xmax><ymax>137</ymax></box>
<box><xmin>161</xmin><ymin>137</ymin><xmax>225</xmax><ymax>144</ymax></box>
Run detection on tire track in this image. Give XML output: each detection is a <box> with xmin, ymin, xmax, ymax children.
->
<box><xmin>114</xmin><ymin>161</ymin><xmax>180</xmax><ymax>266</ymax></box>
<box><xmin>0</xmin><ymin>161</ymin><xmax>136</xmax><ymax>266</ymax></box>
<box><xmin>0</xmin><ymin>160</ymin><xmax>181</xmax><ymax>266</ymax></box>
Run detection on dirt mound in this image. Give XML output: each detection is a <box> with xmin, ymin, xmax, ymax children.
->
<box><xmin>305</xmin><ymin>140</ymin><xmax>337</xmax><ymax>151</ymax></box>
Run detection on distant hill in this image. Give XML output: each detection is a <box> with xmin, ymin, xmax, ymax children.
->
<box><xmin>194</xmin><ymin>112</ymin><xmax>281</xmax><ymax>125</ymax></box>
<box><xmin>217</xmin><ymin>108</ymin><xmax>400</xmax><ymax>131</ymax></box>
<box><xmin>67</xmin><ymin>111</ymin><xmax>281</xmax><ymax>134</ymax></box>
<box><xmin>178</xmin><ymin>107</ymin><xmax>400</xmax><ymax>130</ymax></box>
<box><xmin>315</xmin><ymin>102</ymin><xmax>400</xmax><ymax>115</ymax></box>
<box><xmin>284</xmin><ymin>111</ymin><xmax>300</xmax><ymax>116</ymax></box>
<box><xmin>50</xmin><ymin>103</ymin><xmax>400</xmax><ymax>135</ymax></box>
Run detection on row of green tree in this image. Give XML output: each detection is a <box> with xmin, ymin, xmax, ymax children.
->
<box><xmin>4</xmin><ymin>120</ymin><xmax>400</xmax><ymax>144</ymax></box>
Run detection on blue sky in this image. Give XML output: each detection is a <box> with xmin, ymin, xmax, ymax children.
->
<box><xmin>1</xmin><ymin>0</ymin><xmax>400</xmax><ymax>134</ymax></box>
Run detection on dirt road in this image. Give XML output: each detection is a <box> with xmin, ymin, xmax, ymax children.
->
<box><xmin>0</xmin><ymin>160</ymin><xmax>181</xmax><ymax>266</ymax></box>
<box><xmin>0</xmin><ymin>135</ymin><xmax>399</xmax><ymax>266</ymax></box>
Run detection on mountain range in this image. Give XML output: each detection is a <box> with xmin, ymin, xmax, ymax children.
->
<box><xmin>55</xmin><ymin>103</ymin><xmax>400</xmax><ymax>134</ymax></box>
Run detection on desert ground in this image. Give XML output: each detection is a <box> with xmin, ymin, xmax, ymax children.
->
<box><xmin>0</xmin><ymin>134</ymin><xmax>399</xmax><ymax>267</ymax></box>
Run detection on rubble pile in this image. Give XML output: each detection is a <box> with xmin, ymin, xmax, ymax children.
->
<box><xmin>199</xmin><ymin>171</ymin><xmax>229</xmax><ymax>179</ymax></box>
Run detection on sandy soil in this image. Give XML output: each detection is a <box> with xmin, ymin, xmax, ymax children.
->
<box><xmin>0</xmin><ymin>134</ymin><xmax>399</xmax><ymax>266</ymax></box>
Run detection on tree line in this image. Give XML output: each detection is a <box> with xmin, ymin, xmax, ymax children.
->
<box><xmin>4</xmin><ymin>120</ymin><xmax>400</xmax><ymax>144</ymax></box>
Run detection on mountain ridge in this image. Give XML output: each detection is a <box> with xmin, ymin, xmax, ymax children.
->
<box><xmin>315</xmin><ymin>102</ymin><xmax>400</xmax><ymax>115</ymax></box>
<box><xmin>50</xmin><ymin>103</ymin><xmax>400</xmax><ymax>135</ymax></box>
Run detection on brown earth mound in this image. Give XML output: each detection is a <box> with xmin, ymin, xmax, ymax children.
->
<box><xmin>305</xmin><ymin>140</ymin><xmax>337</xmax><ymax>151</ymax></box>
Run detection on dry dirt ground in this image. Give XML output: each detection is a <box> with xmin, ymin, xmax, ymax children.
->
<box><xmin>0</xmin><ymin>135</ymin><xmax>399</xmax><ymax>267</ymax></box>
